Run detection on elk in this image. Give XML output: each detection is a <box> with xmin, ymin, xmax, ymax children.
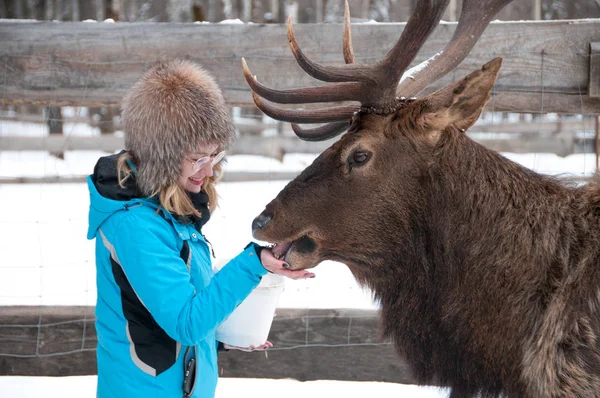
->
<box><xmin>243</xmin><ymin>0</ymin><xmax>600</xmax><ymax>397</ymax></box>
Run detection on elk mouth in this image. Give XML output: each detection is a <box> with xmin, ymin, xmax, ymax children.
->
<box><xmin>268</xmin><ymin>236</ymin><xmax>317</xmax><ymax>269</ymax></box>
<box><xmin>271</xmin><ymin>241</ymin><xmax>292</xmax><ymax>260</ymax></box>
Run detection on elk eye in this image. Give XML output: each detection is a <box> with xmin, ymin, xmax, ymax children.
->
<box><xmin>349</xmin><ymin>151</ymin><xmax>371</xmax><ymax>167</ymax></box>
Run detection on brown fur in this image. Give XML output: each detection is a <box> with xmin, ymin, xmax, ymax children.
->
<box><xmin>121</xmin><ymin>59</ymin><xmax>234</xmax><ymax>196</ymax></box>
<box><xmin>252</xmin><ymin>59</ymin><xmax>600</xmax><ymax>397</ymax></box>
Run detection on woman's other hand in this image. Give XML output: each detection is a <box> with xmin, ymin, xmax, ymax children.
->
<box><xmin>223</xmin><ymin>341</ymin><xmax>273</xmax><ymax>352</ymax></box>
<box><xmin>260</xmin><ymin>248</ymin><xmax>315</xmax><ymax>280</ymax></box>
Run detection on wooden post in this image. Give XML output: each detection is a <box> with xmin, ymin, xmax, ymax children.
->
<box><xmin>99</xmin><ymin>108</ymin><xmax>115</xmax><ymax>135</ymax></box>
<box><xmin>590</xmin><ymin>42</ymin><xmax>600</xmax><ymax>170</ymax></box>
<box><xmin>446</xmin><ymin>0</ymin><xmax>457</xmax><ymax>22</ymax></box>
<box><xmin>72</xmin><ymin>0</ymin><xmax>80</xmax><ymax>21</ymax></box>
<box><xmin>14</xmin><ymin>0</ymin><xmax>24</xmax><ymax>19</ymax></box>
<box><xmin>359</xmin><ymin>0</ymin><xmax>368</xmax><ymax>20</ymax></box>
<box><xmin>594</xmin><ymin>115</ymin><xmax>600</xmax><ymax>173</ymax></box>
<box><xmin>28</xmin><ymin>0</ymin><xmax>45</xmax><ymax>19</ymax></box>
<box><xmin>192</xmin><ymin>3</ymin><xmax>205</xmax><ymax>21</ymax></box>
<box><xmin>45</xmin><ymin>0</ymin><xmax>55</xmax><ymax>19</ymax></box>
<box><xmin>590</xmin><ymin>43</ymin><xmax>600</xmax><ymax>99</ymax></box>
<box><xmin>242</xmin><ymin>0</ymin><xmax>251</xmax><ymax>22</ymax></box>
<box><xmin>276</xmin><ymin>0</ymin><xmax>285</xmax><ymax>23</ymax></box>
<box><xmin>95</xmin><ymin>0</ymin><xmax>105</xmax><ymax>20</ymax></box>
<box><xmin>107</xmin><ymin>0</ymin><xmax>126</xmax><ymax>21</ymax></box>
<box><xmin>47</xmin><ymin>107</ymin><xmax>64</xmax><ymax>159</ymax></box>
<box><xmin>207</xmin><ymin>0</ymin><xmax>216</xmax><ymax>21</ymax></box>
<box><xmin>55</xmin><ymin>0</ymin><xmax>63</xmax><ymax>21</ymax></box>
<box><xmin>0</xmin><ymin>1</ymin><xmax>7</xmax><ymax>18</ymax></box>
<box><xmin>43</xmin><ymin>0</ymin><xmax>63</xmax><ymax>159</ymax></box>
<box><xmin>315</xmin><ymin>0</ymin><xmax>323</xmax><ymax>23</ymax></box>
<box><xmin>533</xmin><ymin>0</ymin><xmax>541</xmax><ymax>20</ymax></box>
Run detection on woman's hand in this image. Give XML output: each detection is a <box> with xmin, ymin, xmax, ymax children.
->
<box><xmin>223</xmin><ymin>341</ymin><xmax>273</xmax><ymax>352</ymax></box>
<box><xmin>260</xmin><ymin>248</ymin><xmax>315</xmax><ymax>280</ymax></box>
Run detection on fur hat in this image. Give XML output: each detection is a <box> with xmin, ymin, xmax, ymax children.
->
<box><xmin>121</xmin><ymin>59</ymin><xmax>234</xmax><ymax>196</ymax></box>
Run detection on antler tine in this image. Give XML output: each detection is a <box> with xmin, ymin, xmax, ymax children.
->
<box><xmin>252</xmin><ymin>92</ymin><xmax>359</xmax><ymax>124</ymax></box>
<box><xmin>241</xmin><ymin>0</ymin><xmax>512</xmax><ymax>142</ymax></box>
<box><xmin>379</xmin><ymin>0</ymin><xmax>450</xmax><ymax>85</ymax></box>
<box><xmin>292</xmin><ymin>121</ymin><xmax>351</xmax><ymax>142</ymax></box>
<box><xmin>242</xmin><ymin>58</ymin><xmax>363</xmax><ymax>104</ymax></box>
<box><xmin>287</xmin><ymin>16</ymin><xmax>375</xmax><ymax>83</ymax></box>
<box><xmin>343</xmin><ymin>0</ymin><xmax>355</xmax><ymax>64</ymax></box>
<box><xmin>396</xmin><ymin>0</ymin><xmax>513</xmax><ymax>97</ymax></box>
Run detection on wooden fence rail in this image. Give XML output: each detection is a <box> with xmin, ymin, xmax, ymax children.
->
<box><xmin>0</xmin><ymin>305</ymin><xmax>420</xmax><ymax>384</ymax></box>
<box><xmin>1</xmin><ymin>112</ymin><xmax>594</xmax><ymax>135</ymax></box>
<box><xmin>1</xmin><ymin>19</ymin><xmax>600</xmax><ymax>114</ymax></box>
<box><xmin>1</xmin><ymin>119</ymin><xmax>597</xmax><ymax>158</ymax></box>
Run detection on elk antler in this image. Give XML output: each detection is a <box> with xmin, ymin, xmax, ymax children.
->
<box><xmin>397</xmin><ymin>0</ymin><xmax>514</xmax><ymax>98</ymax></box>
<box><xmin>242</xmin><ymin>0</ymin><xmax>512</xmax><ymax>141</ymax></box>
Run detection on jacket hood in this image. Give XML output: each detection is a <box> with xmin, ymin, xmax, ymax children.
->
<box><xmin>87</xmin><ymin>151</ymin><xmax>149</xmax><ymax>239</ymax></box>
<box><xmin>87</xmin><ymin>151</ymin><xmax>211</xmax><ymax>240</ymax></box>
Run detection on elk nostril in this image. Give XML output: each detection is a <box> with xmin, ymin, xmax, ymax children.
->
<box><xmin>252</xmin><ymin>213</ymin><xmax>272</xmax><ymax>232</ymax></box>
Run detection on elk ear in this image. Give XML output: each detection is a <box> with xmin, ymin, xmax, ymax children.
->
<box><xmin>414</xmin><ymin>58</ymin><xmax>502</xmax><ymax>139</ymax></box>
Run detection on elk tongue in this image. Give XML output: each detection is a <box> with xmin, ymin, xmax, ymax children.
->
<box><xmin>272</xmin><ymin>242</ymin><xmax>292</xmax><ymax>259</ymax></box>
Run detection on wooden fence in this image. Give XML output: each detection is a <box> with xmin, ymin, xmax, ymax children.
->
<box><xmin>0</xmin><ymin>306</ymin><xmax>421</xmax><ymax>383</ymax></box>
<box><xmin>1</xmin><ymin>115</ymin><xmax>598</xmax><ymax>184</ymax></box>
<box><xmin>1</xmin><ymin>117</ymin><xmax>598</xmax><ymax>155</ymax></box>
<box><xmin>1</xmin><ymin>18</ymin><xmax>600</xmax><ymax>382</ymax></box>
<box><xmin>1</xmin><ymin>19</ymin><xmax>600</xmax><ymax>114</ymax></box>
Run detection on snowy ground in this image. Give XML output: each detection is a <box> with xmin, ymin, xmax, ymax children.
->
<box><xmin>0</xmin><ymin>376</ymin><xmax>449</xmax><ymax>398</ymax></box>
<box><xmin>0</xmin><ymin>128</ymin><xmax>597</xmax><ymax>396</ymax></box>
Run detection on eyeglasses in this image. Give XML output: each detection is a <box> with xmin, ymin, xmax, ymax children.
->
<box><xmin>185</xmin><ymin>150</ymin><xmax>226</xmax><ymax>173</ymax></box>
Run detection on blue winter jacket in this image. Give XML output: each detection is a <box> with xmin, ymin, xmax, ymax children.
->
<box><xmin>86</xmin><ymin>153</ymin><xmax>267</xmax><ymax>398</ymax></box>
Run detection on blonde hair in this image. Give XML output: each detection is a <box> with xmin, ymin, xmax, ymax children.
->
<box><xmin>117</xmin><ymin>152</ymin><xmax>221</xmax><ymax>217</ymax></box>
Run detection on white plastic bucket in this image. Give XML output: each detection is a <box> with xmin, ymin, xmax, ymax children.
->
<box><xmin>213</xmin><ymin>258</ymin><xmax>285</xmax><ymax>348</ymax></box>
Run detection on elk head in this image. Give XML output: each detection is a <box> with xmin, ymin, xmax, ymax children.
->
<box><xmin>246</xmin><ymin>0</ymin><xmax>511</xmax><ymax>279</ymax></box>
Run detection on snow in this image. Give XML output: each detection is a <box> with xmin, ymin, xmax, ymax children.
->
<box><xmin>399</xmin><ymin>52</ymin><xmax>443</xmax><ymax>84</ymax></box>
<box><xmin>0</xmin><ymin>376</ymin><xmax>449</xmax><ymax>397</ymax></box>
<box><xmin>218</xmin><ymin>19</ymin><xmax>245</xmax><ymax>24</ymax></box>
<box><xmin>0</xmin><ymin>19</ymin><xmax>39</xmax><ymax>23</ymax></box>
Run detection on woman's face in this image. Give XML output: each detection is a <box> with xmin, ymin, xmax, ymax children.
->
<box><xmin>179</xmin><ymin>143</ymin><xmax>220</xmax><ymax>194</ymax></box>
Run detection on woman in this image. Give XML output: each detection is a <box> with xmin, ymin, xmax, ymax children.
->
<box><xmin>86</xmin><ymin>60</ymin><xmax>314</xmax><ymax>398</ymax></box>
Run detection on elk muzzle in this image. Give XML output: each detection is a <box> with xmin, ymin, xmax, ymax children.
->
<box><xmin>252</xmin><ymin>212</ymin><xmax>272</xmax><ymax>234</ymax></box>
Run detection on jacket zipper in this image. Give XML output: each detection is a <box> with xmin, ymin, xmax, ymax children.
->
<box><xmin>201</xmin><ymin>234</ymin><xmax>216</xmax><ymax>259</ymax></box>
